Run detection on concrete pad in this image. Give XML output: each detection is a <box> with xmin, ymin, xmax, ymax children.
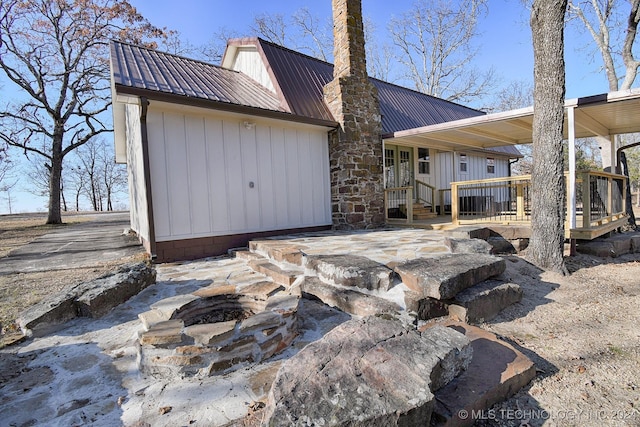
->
<box><xmin>0</xmin><ymin>212</ymin><xmax>143</xmax><ymax>274</ymax></box>
<box><xmin>422</xmin><ymin>322</ymin><xmax>536</xmax><ymax>427</ymax></box>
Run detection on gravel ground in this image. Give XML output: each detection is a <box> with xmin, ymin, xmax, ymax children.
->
<box><xmin>478</xmin><ymin>252</ymin><xmax>640</xmax><ymax>427</ymax></box>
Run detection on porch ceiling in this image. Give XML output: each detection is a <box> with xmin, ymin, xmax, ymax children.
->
<box><xmin>383</xmin><ymin>88</ymin><xmax>640</xmax><ymax>150</ymax></box>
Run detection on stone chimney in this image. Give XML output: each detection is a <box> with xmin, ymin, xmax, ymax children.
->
<box><xmin>323</xmin><ymin>0</ymin><xmax>385</xmax><ymax>230</ymax></box>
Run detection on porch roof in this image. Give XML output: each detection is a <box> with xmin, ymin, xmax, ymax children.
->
<box><xmin>383</xmin><ymin>88</ymin><xmax>640</xmax><ymax>150</ymax></box>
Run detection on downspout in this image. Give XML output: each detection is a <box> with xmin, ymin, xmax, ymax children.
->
<box><xmin>509</xmin><ymin>158</ymin><xmax>519</xmax><ymax>177</ymax></box>
<box><xmin>139</xmin><ymin>97</ymin><xmax>157</xmax><ymax>260</ymax></box>
<box><xmin>616</xmin><ymin>140</ymin><xmax>640</xmax><ymax>172</ymax></box>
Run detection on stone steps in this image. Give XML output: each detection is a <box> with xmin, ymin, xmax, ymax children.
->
<box><xmin>241</xmin><ymin>237</ymin><xmax>521</xmax><ymax>324</ymax></box>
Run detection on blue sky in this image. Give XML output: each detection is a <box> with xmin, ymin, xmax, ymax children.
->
<box><xmin>0</xmin><ymin>0</ymin><xmax>625</xmax><ymax>213</ymax></box>
<box><xmin>132</xmin><ymin>0</ymin><xmax>611</xmax><ymax>99</ymax></box>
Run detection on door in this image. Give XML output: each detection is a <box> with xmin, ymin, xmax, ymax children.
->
<box><xmin>384</xmin><ymin>144</ymin><xmax>414</xmax><ymax>188</ymax></box>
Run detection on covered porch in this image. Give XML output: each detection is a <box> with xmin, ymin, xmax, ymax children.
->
<box><xmin>382</xmin><ymin>89</ymin><xmax>640</xmax><ymax>240</ymax></box>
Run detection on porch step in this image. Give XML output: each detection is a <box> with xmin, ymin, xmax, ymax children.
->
<box><xmin>413</xmin><ymin>205</ymin><xmax>438</xmax><ymax>220</ymax></box>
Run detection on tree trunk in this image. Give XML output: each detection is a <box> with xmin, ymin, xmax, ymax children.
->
<box><xmin>47</xmin><ymin>133</ymin><xmax>63</xmax><ymax>224</ymax></box>
<box><xmin>528</xmin><ymin>0</ymin><xmax>569</xmax><ymax>274</ymax></box>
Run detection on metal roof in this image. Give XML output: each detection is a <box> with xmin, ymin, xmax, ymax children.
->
<box><xmin>253</xmin><ymin>38</ymin><xmax>486</xmax><ymax>134</ymax></box>
<box><xmin>385</xmin><ymin>89</ymin><xmax>640</xmax><ymax>153</ymax></box>
<box><xmin>110</xmin><ymin>41</ymin><xmax>283</xmax><ymax>112</ymax></box>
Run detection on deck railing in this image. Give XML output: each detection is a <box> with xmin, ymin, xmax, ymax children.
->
<box><xmin>450</xmin><ymin>171</ymin><xmax>627</xmax><ymax>239</ymax></box>
<box><xmin>451</xmin><ymin>175</ymin><xmax>532</xmax><ymax>224</ymax></box>
<box><xmin>384</xmin><ymin>186</ymin><xmax>413</xmax><ymax>224</ymax></box>
<box><xmin>415</xmin><ymin>180</ymin><xmax>436</xmax><ymax>210</ymax></box>
<box><xmin>572</xmin><ymin>170</ymin><xmax>627</xmax><ymax>238</ymax></box>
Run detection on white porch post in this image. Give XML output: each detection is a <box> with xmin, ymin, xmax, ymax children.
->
<box><xmin>567</xmin><ymin>106</ymin><xmax>577</xmax><ymax>230</ymax></box>
<box><xmin>598</xmin><ymin>135</ymin><xmax>616</xmax><ymax>172</ymax></box>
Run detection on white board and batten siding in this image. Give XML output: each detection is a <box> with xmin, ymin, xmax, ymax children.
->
<box><xmin>144</xmin><ymin>102</ymin><xmax>332</xmax><ymax>242</ymax></box>
<box><xmin>436</xmin><ymin>151</ymin><xmax>511</xmax><ymax>204</ymax></box>
<box><xmin>124</xmin><ymin>102</ymin><xmax>151</xmax><ymax>244</ymax></box>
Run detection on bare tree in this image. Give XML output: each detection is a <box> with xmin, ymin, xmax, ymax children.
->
<box><xmin>198</xmin><ymin>27</ymin><xmax>241</xmax><ymax>64</ymax></box>
<box><xmin>364</xmin><ymin>17</ymin><xmax>397</xmax><ymax>81</ymax></box>
<box><xmin>72</xmin><ymin>138</ymin><xmax>127</xmax><ymax>211</ymax></box>
<box><xmin>568</xmin><ymin>0</ymin><xmax>640</xmax><ymax>91</ymax></box>
<box><xmin>388</xmin><ymin>0</ymin><xmax>496</xmax><ymax>103</ymax></box>
<box><xmin>0</xmin><ymin>0</ymin><xmax>166</xmax><ymax>224</ymax></box>
<box><xmin>252</xmin><ymin>13</ymin><xmax>288</xmax><ymax>46</ymax></box>
<box><xmin>251</xmin><ymin>8</ymin><xmax>333</xmax><ymax>62</ymax></box>
<box><xmin>529</xmin><ymin>0</ymin><xmax>569</xmax><ymax>274</ymax></box>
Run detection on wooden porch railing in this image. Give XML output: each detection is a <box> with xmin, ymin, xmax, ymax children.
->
<box><xmin>571</xmin><ymin>170</ymin><xmax>627</xmax><ymax>239</ymax></box>
<box><xmin>450</xmin><ymin>175</ymin><xmax>532</xmax><ymax>225</ymax></box>
<box><xmin>415</xmin><ymin>180</ymin><xmax>436</xmax><ymax>210</ymax></box>
<box><xmin>384</xmin><ymin>186</ymin><xmax>413</xmax><ymax>224</ymax></box>
<box><xmin>450</xmin><ymin>171</ymin><xmax>627</xmax><ymax>239</ymax></box>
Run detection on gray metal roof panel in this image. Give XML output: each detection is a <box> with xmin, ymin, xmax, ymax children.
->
<box><xmin>111</xmin><ymin>40</ymin><xmax>283</xmax><ymax>112</ymax></box>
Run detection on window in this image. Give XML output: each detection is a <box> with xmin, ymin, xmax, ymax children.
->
<box><xmin>459</xmin><ymin>154</ymin><xmax>468</xmax><ymax>173</ymax></box>
<box><xmin>487</xmin><ymin>157</ymin><xmax>495</xmax><ymax>174</ymax></box>
<box><xmin>418</xmin><ymin>148</ymin><xmax>430</xmax><ymax>174</ymax></box>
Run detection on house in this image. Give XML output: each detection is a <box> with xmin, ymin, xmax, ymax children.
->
<box><xmin>110</xmin><ymin>33</ymin><xmax>521</xmax><ymax>262</ymax></box>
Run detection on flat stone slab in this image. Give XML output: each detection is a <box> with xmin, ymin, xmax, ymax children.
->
<box><xmin>301</xmin><ymin>277</ymin><xmax>400</xmax><ymax>317</ymax></box>
<box><xmin>248</xmin><ymin>260</ymin><xmax>299</xmax><ymax>286</ymax></box>
<box><xmin>444</xmin><ymin>238</ymin><xmax>491</xmax><ymax>254</ymax></box>
<box><xmin>18</xmin><ymin>262</ymin><xmax>156</xmax><ymax>337</ymax></box>
<box><xmin>305</xmin><ymin>254</ymin><xmax>394</xmax><ymax>291</ymax></box>
<box><xmin>263</xmin><ymin>317</ymin><xmax>472</xmax><ymax>426</ymax></box>
<box><xmin>449</xmin><ymin>280</ymin><xmax>523</xmax><ymax>324</ymax></box>
<box><xmin>442</xmin><ymin>227</ymin><xmax>491</xmax><ymax>240</ymax></box>
<box><xmin>423</xmin><ymin>322</ymin><xmax>536</xmax><ymax>427</ymax></box>
<box><xmin>394</xmin><ymin>254</ymin><xmax>506</xmax><ymax>300</ymax></box>
<box><xmin>576</xmin><ymin>233</ymin><xmax>633</xmax><ymax>258</ymax></box>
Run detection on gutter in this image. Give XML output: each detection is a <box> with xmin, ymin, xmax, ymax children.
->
<box><xmin>139</xmin><ymin>97</ymin><xmax>157</xmax><ymax>261</ymax></box>
<box><xmin>116</xmin><ymin>85</ymin><xmax>338</xmax><ymax>129</ymax></box>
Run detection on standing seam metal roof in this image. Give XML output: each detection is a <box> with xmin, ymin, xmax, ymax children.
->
<box><xmin>254</xmin><ymin>39</ymin><xmax>520</xmax><ymax>157</ymax></box>
<box><xmin>110</xmin><ymin>41</ymin><xmax>283</xmax><ymax>112</ymax></box>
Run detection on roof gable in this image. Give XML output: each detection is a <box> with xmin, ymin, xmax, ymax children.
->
<box><xmin>242</xmin><ymin>38</ymin><xmax>485</xmax><ymax>134</ymax></box>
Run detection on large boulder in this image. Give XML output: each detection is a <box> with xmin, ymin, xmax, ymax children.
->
<box><xmin>19</xmin><ymin>262</ymin><xmax>155</xmax><ymax>337</ymax></box>
<box><xmin>394</xmin><ymin>254</ymin><xmax>505</xmax><ymax>300</ymax></box>
<box><xmin>262</xmin><ymin>316</ymin><xmax>472</xmax><ymax>426</ymax></box>
<box><xmin>304</xmin><ymin>255</ymin><xmax>394</xmax><ymax>291</ymax></box>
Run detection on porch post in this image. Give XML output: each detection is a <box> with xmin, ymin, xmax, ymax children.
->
<box><xmin>567</xmin><ymin>106</ymin><xmax>577</xmax><ymax>230</ymax></box>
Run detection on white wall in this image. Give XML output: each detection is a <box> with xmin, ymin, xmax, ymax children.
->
<box><xmin>124</xmin><ymin>102</ymin><xmax>150</xmax><ymax>243</ymax></box>
<box><xmin>145</xmin><ymin>103</ymin><xmax>332</xmax><ymax>242</ymax></box>
<box><xmin>436</xmin><ymin>151</ymin><xmax>511</xmax><ymax>204</ymax></box>
<box><xmin>230</xmin><ymin>47</ymin><xmax>276</xmax><ymax>93</ymax></box>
